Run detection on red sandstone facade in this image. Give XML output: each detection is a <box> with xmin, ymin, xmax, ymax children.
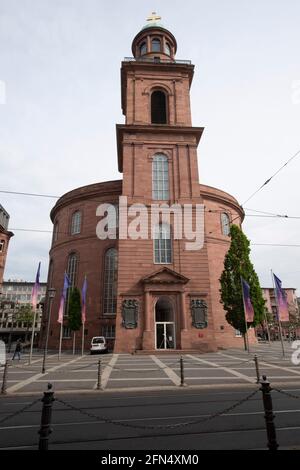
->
<box><xmin>41</xmin><ymin>19</ymin><xmax>249</xmax><ymax>352</ymax></box>
<box><xmin>0</xmin><ymin>205</ymin><xmax>13</xmax><ymax>293</ymax></box>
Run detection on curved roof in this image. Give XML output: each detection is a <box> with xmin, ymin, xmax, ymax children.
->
<box><xmin>141</xmin><ymin>20</ymin><xmax>165</xmax><ymax>30</ymax></box>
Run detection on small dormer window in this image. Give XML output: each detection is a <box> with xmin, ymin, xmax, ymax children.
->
<box><xmin>140</xmin><ymin>42</ymin><xmax>147</xmax><ymax>56</ymax></box>
<box><xmin>165</xmin><ymin>42</ymin><xmax>171</xmax><ymax>55</ymax></box>
<box><xmin>152</xmin><ymin>38</ymin><xmax>161</xmax><ymax>52</ymax></box>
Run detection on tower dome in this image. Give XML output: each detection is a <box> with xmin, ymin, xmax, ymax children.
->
<box><xmin>131</xmin><ymin>12</ymin><xmax>177</xmax><ymax>61</ymax></box>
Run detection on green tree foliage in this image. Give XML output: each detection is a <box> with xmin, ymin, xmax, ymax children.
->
<box><xmin>220</xmin><ymin>225</ymin><xmax>265</xmax><ymax>334</ymax></box>
<box><xmin>67</xmin><ymin>287</ymin><xmax>82</xmax><ymax>332</ymax></box>
<box><xmin>17</xmin><ymin>305</ymin><xmax>34</xmax><ymax>326</ymax></box>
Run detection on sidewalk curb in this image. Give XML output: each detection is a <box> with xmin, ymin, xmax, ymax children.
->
<box><xmin>1</xmin><ymin>380</ymin><xmax>300</xmax><ymax>398</ymax></box>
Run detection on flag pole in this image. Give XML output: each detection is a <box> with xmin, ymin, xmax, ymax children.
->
<box><xmin>241</xmin><ymin>276</ymin><xmax>250</xmax><ymax>354</ymax></box>
<box><xmin>58</xmin><ymin>321</ymin><xmax>63</xmax><ymax>360</ymax></box>
<box><xmin>81</xmin><ymin>275</ymin><xmax>87</xmax><ymax>356</ymax></box>
<box><xmin>264</xmin><ymin>308</ymin><xmax>271</xmax><ymax>346</ymax></box>
<box><xmin>271</xmin><ymin>269</ymin><xmax>285</xmax><ymax>358</ymax></box>
<box><xmin>29</xmin><ymin>262</ymin><xmax>41</xmax><ymax>364</ymax></box>
<box><xmin>81</xmin><ymin>323</ymin><xmax>85</xmax><ymax>356</ymax></box>
<box><xmin>29</xmin><ymin>306</ymin><xmax>37</xmax><ymax>364</ymax></box>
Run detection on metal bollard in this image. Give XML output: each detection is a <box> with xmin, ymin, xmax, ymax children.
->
<box><xmin>260</xmin><ymin>375</ymin><xmax>279</xmax><ymax>451</ymax></box>
<box><xmin>254</xmin><ymin>354</ymin><xmax>260</xmax><ymax>384</ymax></box>
<box><xmin>96</xmin><ymin>359</ymin><xmax>102</xmax><ymax>390</ymax></box>
<box><xmin>1</xmin><ymin>361</ymin><xmax>9</xmax><ymax>395</ymax></box>
<box><xmin>38</xmin><ymin>383</ymin><xmax>55</xmax><ymax>450</ymax></box>
<box><xmin>180</xmin><ymin>356</ymin><xmax>185</xmax><ymax>387</ymax></box>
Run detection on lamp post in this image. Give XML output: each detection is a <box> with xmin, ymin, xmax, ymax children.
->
<box><xmin>42</xmin><ymin>288</ymin><xmax>56</xmax><ymax>374</ymax></box>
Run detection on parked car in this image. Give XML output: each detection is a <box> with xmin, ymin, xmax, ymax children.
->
<box><xmin>90</xmin><ymin>336</ymin><xmax>108</xmax><ymax>354</ymax></box>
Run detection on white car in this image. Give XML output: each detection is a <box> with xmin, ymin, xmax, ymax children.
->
<box><xmin>90</xmin><ymin>336</ymin><xmax>108</xmax><ymax>354</ymax></box>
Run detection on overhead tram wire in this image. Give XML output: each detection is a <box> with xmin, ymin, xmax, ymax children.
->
<box><xmin>1</xmin><ymin>192</ymin><xmax>298</xmax><ymax>219</ymax></box>
<box><xmin>241</xmin><ymin>147</ymin><xmax>300</xmax><ymax>206</ymax></box>
<box><xmin>2</xmin><ymin>146</ymin><xmax>300</xmax><ymax>207</ymax></box>
<box><xmin>252</xmin><ymin>243</ymin><xmax>300</xmax><ymax>248</ymax></box>
<box><xmin>10</xmin><ymin>227</ymin><xmax>300</xmax><ymax>248</ymax></box>
<box><xmin>0</xmin><ymin>190</ymin><xmax>59</xmax><ymax>198</ymax></box>
<box><xmin>244</xmin><ymin>207</ymin><xmax>289</xmax><ymax>217</ymax></box>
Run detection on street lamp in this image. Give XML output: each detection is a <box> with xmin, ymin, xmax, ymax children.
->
<box><xmin>42</xmin><ymin>288</ymin><xmax>56</xmax><ymax>374</ymax></box>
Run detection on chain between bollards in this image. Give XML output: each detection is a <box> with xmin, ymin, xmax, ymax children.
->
<box><xmin>38</xmin><ymin>383</ymin><xmax>55</xmax><ymax>450</ymax></box>
<box><xmin>180</xmin><ymin>356</ymin><xmax>185</xmax><ymax>387</ymax></box>
<box><xmin>96</xmin><ymin>359</ymin><xmax>102</xmax><ymax>390</ymax></box>
<box><xmin>260</xmin><ymin>375</ymin><xmax>279</xmax><ymax>451</ymax></box>
<box><xmin>254</xmin><ymin>354</ymin><xmax>260</xmax><ymax>384</ymax></box>
<box><xmin>1</xmin><ymin>361</ymin><xmax>9</xmax><ymax>395</ymax></box>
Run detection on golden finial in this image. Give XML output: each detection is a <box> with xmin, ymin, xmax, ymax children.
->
<box><xmin>146</xmin><ymin>11</ymin><xmax>162</xmax><ymax>23</ymax></box>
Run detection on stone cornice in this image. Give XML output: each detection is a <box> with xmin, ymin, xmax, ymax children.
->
<box><xmin>116</xmin><ymin>124</ymin><xmax>204</xmax><ymax>172</ymax></box>
<box><xmin>200</xmin><ymin>184</ymin><xmax>244</xmax><ymax>221</ymax></box>
<box><xmin>50</xmin><ymin>180</ymin><xmax>122</xmax><ymax>222</ymax></box>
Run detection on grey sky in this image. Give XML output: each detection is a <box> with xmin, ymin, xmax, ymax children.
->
<box><xmin>0</xmin><ymin>0</ymin><xmax>299</xmax><ymax>292</ymax></box>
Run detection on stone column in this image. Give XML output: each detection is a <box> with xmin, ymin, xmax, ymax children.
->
<box><xmin>147</xmin><ymin>35</ymin><xmax>151</xmax><ymax>54</ymax></box>
<box><xmin>180</xmin><ymin>291</ymin><xmax>187</xmax><ymax>330</ymax></box>
<box><xmin>144</xmin><ymin>290</ymin><xmax>150</xmax><ymax>331</ymax></box>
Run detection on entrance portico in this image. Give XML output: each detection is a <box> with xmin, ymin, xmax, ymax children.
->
<box><xmin>141</xmin><ymin>267</ymin><xmax>189</xmax><ymax>351</ymax></box>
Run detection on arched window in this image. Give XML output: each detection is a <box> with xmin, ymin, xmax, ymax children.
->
<box><xmin>0</xmin><ymin>240</ymin><xmax>5</xmax><ymax>253</ymax></box>
<box><xmin>67</xmin><ymin>253</ymin><xmax>78</xmax><ymax>287</ymax></box>
<box><xmin>71</xmin><ymin>211</ymin><xmax>81</xmax><ymax>235</ymax></box>
<box><xmin>140</xmin><ymin>42</ymin><xmax>147</xmax><ymax>56</ymax></box>
<box><xmin>151</xmin><ymin>90</ymin><xmax>167</xmax><ymax>124</ymax></box>
<box><xmin>152</xmin><ymin>154</ymin><xmax>169</xmax><ymax>200</ymax></box>
<box><xmin>221</xmin><ymin>213</ymin><xmax>230</xmax><ymax>236</ymax></box>
<box><xmin>154</xmin><ymin>223</ymin><xmax>172</xmax><ymax>264</ymax></box>
<box><xmin>165</xmin><ymin>42</ymin><xmax>171</xmax><ymax>55</ymax></box>
<box><xmin>152</xmin><ymin>38</ymin><xmax>161</xmax><ymax>52</ymax></box>
<box><xmin>103</xmin><ymin>248</ymin><xmax>118</xmax><ymax>315</ymax></box>
<box><xmin>65</xmin><ymin>253</ymin><xmax>78</xmax><ymax>316</ymax></box>
<box><xmin>107</xmin><ymin>203</ymin><xmax>119</xmax><ymax>230</ymax></box>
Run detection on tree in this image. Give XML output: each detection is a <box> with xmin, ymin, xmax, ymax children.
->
<box><xmin>220</xmin><ymin>225</ymin><xmax>265</xmax><ymax>348</ymax></box>
<box><xmin>67</xmin><ymin>287</ymin><xmax>82</xmax><ymax>354</ymax></box>
<box><xmin>17</xmin><ymin>305</ymin><xmax>35</xmax><ymax>341</ymax></box>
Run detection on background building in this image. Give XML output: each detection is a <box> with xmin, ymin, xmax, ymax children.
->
<box><xmin>41</xmin><ymin>16</ymin><xmax>251</xmax><ymax>353</ymax></box>
<box><xmin>260</xmin><ymin>287</ymin><xmax>300</xmax><ymax>340</ymax></box>
<box><xmin>0</xmin><ymin>280</ymin><xmax>46</xmax><ymax>346</ymax></box>
<box><xmin>0</xmin><ymin>204</ymin><xmax>14</xmax><ymax>293</ymax></box>
<box><xmin>262</xmin><ymin>287</ymin><xmax>299</xmax><ymax>322</ymax></box>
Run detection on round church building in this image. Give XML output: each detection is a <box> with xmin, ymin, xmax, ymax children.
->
<box><xmin>40</xmin><ymin>17</ymin><xmax>246</xmax><ymax>353</ymax></box>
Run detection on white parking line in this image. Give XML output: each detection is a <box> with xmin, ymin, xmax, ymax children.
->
<box><xmin>95</xmin><ymin>354</ymin><xmax>119</xmax><ymax>389</ymax></box>
<box><xmin>218</xmin><ymin>352</ymin><xmax>300</xmax><ymax>378</ymax></box>
<box><xmin>187</xmin><ymin>355</ymin><xmax>255</xmax><ymax>383</ymax></box>
<box><xmin>6</xmin><ymin>355</ymin><xmax>86</xmax><ymax>393</ymax></box>
<box><xmin>150</xmin><ymin>356</ymin><xmax>180</xmax><ymax>386</ymax></box>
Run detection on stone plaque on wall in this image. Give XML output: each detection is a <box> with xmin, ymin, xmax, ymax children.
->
<box><xmin>122</xmin><ymin>299</ymin><xmax>138</xmax><ymax>329</ymax></box>
<box><xmin>191</xmin><ymin>299</ymin><xmax>208</xmax><ymax>329</ymax></box>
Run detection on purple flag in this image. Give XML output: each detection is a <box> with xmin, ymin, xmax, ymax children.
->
<box><xmin>57</xmin><ymin>273</ymin><xmax>70</xmax><ymax>324</ymax></box>
<box><xmin>241</xmin><ymin>277</ymin><xmax>255</xmax><ymax>322</ymax></box>
<box><xmin>31</xmin><ymin>262</ymin><xmax>41</xmax><ymax>309</ymax></box>
<box><xmin>273</xmin><ymin>273</ymin><xmax>289</xmax><ymax>322</ymax></box>
<box><xmin>81</xmin><ymin>277</ymin><xmax>87</xmax><ymax>323</ymax></box>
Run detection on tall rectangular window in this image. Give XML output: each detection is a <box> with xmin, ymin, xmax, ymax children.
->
<box><xmin>103</xmin><ymin>248</ymin><xmax>118</xmax><ymax>315</ymax></box>
<box><xmin>154</xmin><ymin>223</ymin><xmax>172</xmax><ymax>264</ymax></box>
<box><xmin>152</xmin><ymin>154</ymin><xmax>169</xmax><ymax>200</ymax></box>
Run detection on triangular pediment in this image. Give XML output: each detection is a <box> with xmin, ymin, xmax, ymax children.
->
<box><xmin>141</xmin><ymin>267</ymin><xmax>189</xmax><ymax>285</ymax></box>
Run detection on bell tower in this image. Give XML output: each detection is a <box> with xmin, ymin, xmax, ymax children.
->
<box><xmin>115</xmin><ymin>15</ymin><xmax>215</xmax><ymax>353</ymax></box>
<box><xmin>117</xmin><ymin>13</ymin><xmax>204</xmax><ymax>202</ymax></box>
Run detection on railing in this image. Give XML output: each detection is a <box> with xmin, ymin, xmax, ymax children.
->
<box><xmin>123</xmin><ymin>57</ymin><xmax>192</xmax><ymax>65</ymax></box>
